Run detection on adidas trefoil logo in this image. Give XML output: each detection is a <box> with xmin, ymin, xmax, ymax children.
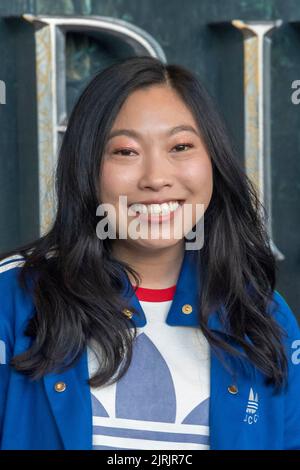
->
<box><xmin>243</xmin><ymin>387</ymin><xmax>259</xmax><ymax>425</ymax></box>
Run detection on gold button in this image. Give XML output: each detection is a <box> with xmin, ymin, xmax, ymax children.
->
<box><xmin>181</xmin><ymin>304</ymin><xmax>193</xmax><ymax>315</ymax></box>
<box><xmin>228</xmin><ymin>385</ymin><xmax>238</xmax><ymax>395</ymax></box>
<box><xmin>123</xmin><ymin>308</ymin><xmax>133</xmax><ymax>319</ymax></box>
<box><xmin>54</xmin><ymin>381</ymin><xmax>67</xmax><ymax>393</ymax></box>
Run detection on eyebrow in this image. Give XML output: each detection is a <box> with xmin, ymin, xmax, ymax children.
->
<box><xmin>107</xmin><ymin>124</ymin><xmax>200</xmax><ymax>141</ymax></box>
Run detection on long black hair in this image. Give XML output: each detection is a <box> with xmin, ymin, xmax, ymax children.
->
<box><xmin>2</xmin><ymin>56</ymin><xmax>287</xmax><ymax>389</ymax></box>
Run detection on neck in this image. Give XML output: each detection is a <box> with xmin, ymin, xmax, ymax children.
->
<box><xmin>111</xmin><ymin>240</ymin><xmax>185</xmax><ymax>289</ymax></box>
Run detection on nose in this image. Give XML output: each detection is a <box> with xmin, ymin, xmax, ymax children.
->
<box><xmin>138</xmin><ymin>152</ymin><xmax>173</xmax><ymax>191</ymax></box>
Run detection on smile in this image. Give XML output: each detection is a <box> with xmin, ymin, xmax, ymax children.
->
<box><xmin>128</xmin><ymin>200</ymin><xmax>184</xmax><ymax>216</ymax></box>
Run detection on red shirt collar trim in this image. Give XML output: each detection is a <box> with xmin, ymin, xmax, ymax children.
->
<box><xmin>132</xmin><ymin>285</ymin><xmax>176</xmax><ymax>302</ymax></box>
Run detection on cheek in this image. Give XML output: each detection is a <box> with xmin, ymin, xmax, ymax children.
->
<box><xmin>99</xmin><ymin>163</ymin><xmax>135</xmax><ymax>202</ymax></box>
<box><xmin>184</xmin><ymin>159</ymin><xmax>213</xmax><ymax>201</ymax></box>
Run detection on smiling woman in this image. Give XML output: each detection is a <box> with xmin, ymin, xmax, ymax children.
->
<box><xmin>0</xmin><ymin>56</ymin><xmax>300</xmax><ymax>451</ymax></box>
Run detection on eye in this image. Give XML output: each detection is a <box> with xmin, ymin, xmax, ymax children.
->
<box><xmin>172</xmin><ymin>143</ymin><xmax>194</xmax><ymax>152</ymax></box>
<box><xmin>112</xmin><ymin>148</ymin><xmax>137</xmax><ymax>157</ymax></box>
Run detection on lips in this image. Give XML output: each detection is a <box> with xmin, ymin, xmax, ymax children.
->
<box><xmin>129</xmin><ymin>199</ymin><xmax>184</xmax><ymax>206</ymax></box>
<box><xmin>128</xmin><ymin>200</ymin><xmax>184</xmax><ymax>217</ymax></box>
<box><xmin>126</xmin><ymin>201</ymin><xmax>183</xmax><ymax>226</ymax></box>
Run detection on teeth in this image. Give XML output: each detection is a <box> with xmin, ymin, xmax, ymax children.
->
<box><xmin>161</xmin><ymin>203</ymin><xmax>171</xmax><ymax>215</ymax></box>
<box><xmin>151</xmin><ymin>204</ymin><xmax>161</xmax><ymax>214</ymax></box>
<box><xmin>129</xmin><ymin>201</ymin><xmax>181</xmax><ymax>215</ymax></box>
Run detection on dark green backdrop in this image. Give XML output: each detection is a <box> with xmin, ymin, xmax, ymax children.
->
<box><xmin>0</xmin><ymin>0</ymin><xmax>299</xmax><ymax>317</ymax></box>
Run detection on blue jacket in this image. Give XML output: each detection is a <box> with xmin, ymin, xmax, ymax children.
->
<box><xmin>0</xmin><ymin>251</ymin><xmax>300</xmax><ymax>450</ymax></box>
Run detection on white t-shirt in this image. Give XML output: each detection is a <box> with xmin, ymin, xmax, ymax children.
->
<box><xmin>88</xmin><ymin>284</ymin><xmax>210</xmax><ymax>450</ymax></box>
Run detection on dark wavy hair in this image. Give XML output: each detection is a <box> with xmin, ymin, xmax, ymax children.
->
<box><xmin>1</xmin><ymin>56</ymin><xmax>287</xmax><ymax>389</ymax></box>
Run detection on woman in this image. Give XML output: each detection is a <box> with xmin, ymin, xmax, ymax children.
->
<box><xmin>0</xmin><ymin>56</ymin><xmax>299</xmax><ymax>450</ymax></box>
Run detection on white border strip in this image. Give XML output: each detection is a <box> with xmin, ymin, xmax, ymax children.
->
<box><xmin>93</xmin><ymin>434</ymin><xmax>209</xmax><ymax>450</ymax></box>
<box><xmin>0</xmin><ymin>260</ymin><xmax>24</xmax><ymax>274</ymax></box>
<box><xmin>93</xmin><ymin>416</ymin><xmax>209</xmax><ymax>435</ymax></box>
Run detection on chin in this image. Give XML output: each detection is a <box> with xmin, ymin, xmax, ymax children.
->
<box><xmin>131</xmin><ymin>237</ymin><xmax>184</xmax><ymax>251</ymax></box>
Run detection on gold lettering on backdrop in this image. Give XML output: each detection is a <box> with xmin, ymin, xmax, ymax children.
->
<box><xmin>0</xmin><ymin>80</ymin><xmax>5</xmax><ymax>104</ymax></box>
<box><xmin>22</xmin><ymin>14</ymin><xmax>166</xmax><ymax>235</ymax></box>
<box><xmin>232</xmin><ymin>20</ymin><xmax>284</xmax><ymax>260</ymax></box>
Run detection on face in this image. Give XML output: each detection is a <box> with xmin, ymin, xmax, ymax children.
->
<box><xmin>99</xmin><ymin>84</ymin><xmax>213</xmax><ymax>253</ymax></box>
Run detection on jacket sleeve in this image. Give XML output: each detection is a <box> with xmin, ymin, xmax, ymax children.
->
<box><xmin>0</xmin><ymin>266</ymin><xmax>18</xmax><ymax>440</ymax></box>
<box><xmin>271</xmin><ymin>290</ymin><xmax>300</xmax><ymax>450</ymax></box>
<box><xmin>0</xmin><ymin>258</ymin><xmax>31</xmax><ymax>443</ymax></box>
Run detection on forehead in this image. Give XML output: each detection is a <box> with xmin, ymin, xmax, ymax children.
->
<box><xmin>111</xmin><ymin>84</ymin><xmax>197</xmax><ymax>130</ymax></box>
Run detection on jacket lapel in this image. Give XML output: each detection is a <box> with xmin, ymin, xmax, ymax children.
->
<box><xmin>208</xmin><ymin>311</ymin><xmax>259</xmax><ymax>449</ymax></box>
<box><xmin>43</xmin><ymin>347</ymin><xmax>92</xmax><ymax>450</ymax></box>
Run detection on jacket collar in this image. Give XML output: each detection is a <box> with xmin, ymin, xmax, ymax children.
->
<box><xmin>120</xmin><ymin>248</ymin><xmax>224</xmax><ymax>332</ymax></box>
